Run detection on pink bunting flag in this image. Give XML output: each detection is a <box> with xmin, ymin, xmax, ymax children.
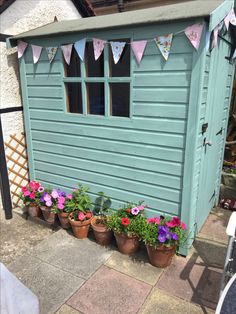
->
<box><xmin>184</xmin><ymin>24</ymin><xmax>204</xmax><ymax>50</ymax></box>
<box><xmin>211</xmin><ymin>21</ymin><xmax>223</xmax><ymax>50</ymax></box>
<box><xmin>17</xmin><ymin>40</ymin><xmax>28</xmax><ymax>59</ymax></box>
<box><xmin>93</xmin><ymin>38</ymin><xmax>106</xmax><ymax>61</ymax></box>
<box><xmin>229</xmin><ymin>9</ymin><xmax>236</xmax><ymax>26</ymax></box>
<box><xmin>131</xmin><ymin>40</ymin><xmax>147</xmax><ymax>64</ymax></box>
<box><xmin>31</xmin><ymin>44</ymin><xmax>43</xmax><ymax>64</ymax></box>
<box><xmin>61</xmin><ymin>44</ymin><xmax>73</xmax><ymax>65</ymax></box>
<box><xmin>224</xmin><ymin>11</ymin><xmax>231</xmax><ymax>30</ymax></box>
<box><xmin>155</xmin><ymin>34</ymin><xmax>173</xmax><ymax>61</ymax></box>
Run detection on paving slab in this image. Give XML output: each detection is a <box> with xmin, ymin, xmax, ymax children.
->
<box><xmin>139</xmin><ymin>287</ymin><xmax>214</xmax><ymax>314</ymax></box>
<box><xmin>55</xmin><ymin>304</ymin><xmax>81</xmax><ymax>314</ymax></box>
<box><xmin>67</xmin><ymin>265</ymin><xmax>152</xmax><ymax>314</ymax></box>
<box><xmin>7</xmin><ymin>254</ymin><xmax>84</xmax><ymax>314</ymax></box>
<box><xmin>105</xmin><ymin>250</ymin><xmax>163</xmax><ymax>285</ymax></box>
<box><xmin>29</xmin><ymin>229</ymin><xmax>113</xmax><ymax>279</ymax></box>
<box><xmin>156</xmin><ymin>256</ymin><xmax>222</xmax><ymax>310</ymax></box>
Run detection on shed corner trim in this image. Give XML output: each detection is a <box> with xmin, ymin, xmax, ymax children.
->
<box><xmin>209</xmin><ymin>0</ymin><xmax>234</xmax><ymax>32</ymax></box>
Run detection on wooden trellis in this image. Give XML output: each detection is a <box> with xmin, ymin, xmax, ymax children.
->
<box><xmin>4</xmin><ymin>132</ymin><xmax>29</xmax><ymax>208</ymax></box>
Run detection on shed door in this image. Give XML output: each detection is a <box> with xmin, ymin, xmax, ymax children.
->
<box><xmin>196</xmin><ymin>40</ymin><xmax>231</xmax><ymax>230</ymax></box>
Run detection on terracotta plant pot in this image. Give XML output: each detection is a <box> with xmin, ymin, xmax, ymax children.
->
<box><xmin>58</xmin><ymin>212</ymin><xmax>70</xmax><ymax>229</ymax></box>
<box><xmin>69</xmin><ymin>215</ymin><xmax>92</xmax><ymax>239</ymax></box>
<box><xmin>91</xmin><ymin>216</ymin><xmax>112</xmax><ymax>246</ymax></box>
<box><xmin>146</xmin><ymin>245</ymin><xmax>176</xmax><ymax>268</ymax></box>
<box><xmin>114</xmin><ymin>232</ymin><xmax>140</xmax><ymax>254</ymax></box>
<box><xmin>28</xmin><ymin>204</ymin><xmax>41</xmax><ymax>217</ymax></box>
<box><xmin>40</xmin><ymin>206</ymin><xmax>55</xmax><ymax>224</ymax></box>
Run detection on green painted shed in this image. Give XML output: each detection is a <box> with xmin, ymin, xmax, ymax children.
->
<box><xmin>8</xmin><ymin>0</ymin><xmax>235</xmax><ymax>252</ymax></box>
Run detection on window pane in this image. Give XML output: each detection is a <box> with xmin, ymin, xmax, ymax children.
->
<box><xmin>110</xmin><ymin>83</ymin><xmax>129</xmax><ymax>117</ymax></box>
<box><xmin>85</xmin><ymin>42</ymin><xmax>104</xmax><ymax>77</ymax></box>
<box><xmin>66</xmin><ymin>83</ymin><xmax>82</xmax><ymax>113</ymax></box>
<box><xmin>87</xmin><ymin>83</ymin><xmax>104</xmax><ymax>115</ymax></box>
<box><xmin>109</xmin><ymin>39</ymin><xmax>130</xmax><ymax>77</ymax></box>
<box><xmin>64</xmin><ymin>47</ymin><xmax>81</xmax><ymax>77</ymax></box>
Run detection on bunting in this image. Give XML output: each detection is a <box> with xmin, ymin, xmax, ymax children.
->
<box><xmin>229</xmin><ymin>9</ymin><xmax>236</xmax><ymax>26</ymax></box>
<box><xmin>205</xmin><ymin>31</ymin><xmax>211</xmax><ymax>52</ymax></box>
<box><xmin>93</xmin><ymin>38</ymin><xmax>106</xmax><ymax>61</ymax></box>
<box><xmin>233</xmin><ymin>49</ymin><xmax>236</xmax><ymax>60</ymax></box>
<box><xmin>61</xmin><ymin>44</ymin><xmax>73</xmax><ymax>65</ymax></box>
<box><xmin>224</xmin><ymin>11</ymin><xmax>231</xmax><ymax>30</ymax></box>
<box><xmin>131</xmin><ymin>40</ymin><xmax>147</xmax><ymax>64</ymax></box>
<box><xmin>184</xmin><ymin>24</ymin><xmax>204</xmax><ymax>50</ymax></box>
<box><xmin>17</xmin><ymin>41</ymin><xmax>28</xmax><ymax>59</ymax></box>
<box><xmin>46</xmin><ymin>47</ymin><xmax>58</xmax><ymax>63</ymax></box>
<box><xmin>110</xmin><ymin>41</ymin><xmax>126</xmax><ymax>64</ymax></box>
<box><xmin>74</xmin><ymin>38</ymin><xmax>86</xmax><ymax>61</ymax></box>
<box><xmin>155</xmin><ymin>34</ymin><xmax>173</xmax><ymax>61</ymax></box>
<box><xmin>31</xmin><ymin>44</ymin><xmax>43</xmax><ymax>64</ymax></box>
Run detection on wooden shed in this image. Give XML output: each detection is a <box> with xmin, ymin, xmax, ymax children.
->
<box><xmin>8</xmin><ymin>0</ymin><xmax>235</xmax><ymax>252</ymax></box>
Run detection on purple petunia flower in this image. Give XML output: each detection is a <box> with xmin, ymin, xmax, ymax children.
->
<box><xmin>158</xmin><ymin>234</ymin><xmax>167</xmax><ymax>243</ymax></box>
<box><xmin>131</xmin><ymin>207</ymin><xmax>140</xmax><ymax>215</ymax></box>
<box><xmin>172</xmin><ymin>233</ymin><xmax>178</xmax><ymax>241</ymax></box>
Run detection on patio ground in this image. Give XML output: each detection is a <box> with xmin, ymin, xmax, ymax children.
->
<box><xmin>0</xmin><ymin>206</ymin><xmax>232</xmax><ymax>314</ymax></box>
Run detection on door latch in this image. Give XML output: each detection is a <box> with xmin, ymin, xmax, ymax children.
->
<box><xmin>203</xmin><ymin>137</ymin><xmax>212</xmax><ymax>146</ymax></box>
<box><xmin>216</xmin><ymin>127</ymin><xmax>223</xmax><ymax>136</ymax></box>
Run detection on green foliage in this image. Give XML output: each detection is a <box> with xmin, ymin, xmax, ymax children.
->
<box><xmin>94</xmin><ymin>191</ymin><xmax>111</xmax><ymax>215</ymax></box>
<box><xmin>64</xmin><ymin>184</ymin><xmax>92</xmax><ymax>214</ymax></box>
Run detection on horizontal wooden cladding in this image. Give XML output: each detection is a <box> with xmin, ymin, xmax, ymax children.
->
<box><xmin>133</xmin><ymin>54</ymin><xmax>192</xmax><ymax>72</ymax></box>
<box><xmin>34</xmin><ymin>171</ymin><xmax>180</xmax><ymax>214</ymax></box>
<box><xmin>26</xmin><ymin>74</ymin><xmax>62</xmax><ymax>86</ymax></box>
<box><xmin>30</xmin><ymin>118</ymin><xmax>185</xmax><ymax>148</ymax></box>
<box><xmin>34</xmin><ymin>156</ymin><xmax>181</xmax><ymax>202</ymax></box>
<box><xmin>28</xmin><ymin>99</ymin><xmax>64</xmax><ymax>111</ymax></box>
<box><xmin>25</xmin><ymin>61</ymin><xmax>61</xmax><ymax>75</ymax></box>
<box><xmin>133</xmin><ymin>103</ymin><xmax>188</xmax><ymax>119</ymax></box>
<box><xmin>29</xmin><ymin>109</ymin><xmax>186</xmax><ymax>134</ymax></box>
<box><xmin>28</xmin><ymin>86</ymin><xmax>63</xmax><ymax>98</ymax></box>
<box><xmin>133</xmin><ymin>87</ymin><xmax>189</xmax><ymax>104</ymax></box>
<box><xmin>31</xmin><ymin>131</ymin><xmax>184</xmax><ymax>163</ymax></box>
<box><xmin>133</xmin><ymin>71</ymin><xmax>191</xmax><ymax>88</ymax></box>
<box><xmin>32</xmin><ymin>140</ymin><xmax>182</xmax><ymax>177</ymax></box>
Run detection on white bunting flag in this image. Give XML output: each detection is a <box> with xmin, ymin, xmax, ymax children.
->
<box><xmin>155</xmin><ymin>34</ymin><xmax>173</xmax><ymax>61</ymax></box>
<box><xmin>93</xmin><ymin>38</ymin><xmax>106</xmax><ymax>61</ymax></box>
<box><xmin>46</xmin><ymin>47</ymin><xmax>58</xmax><ymax>63</ymax></box>
<box><xmin>61</xmin><ymin>44</ymin><xmax>73</xmax><ymax>65</ymax></box>
<box><xmin>233</xmin><ymin>49</ymin><xmax>236</xmax><ymax>60</ymax></box>
<box><xmin>74</xmin><ymin>38</ymin><xmax>86</xmax><ymax>61</ymax></box>
<box><xmin>184</xmin><ymin>24</ymin><xmax>204</xmax><ymax>50</ymax></box>
<box><xmin>31</xmin><ymin>44</ymin><xmax>43</xmax><ymax>64</ymax></box>
<box><xmin>131</xmin><ymin>40</ymin><xmax>147</xmax><ymax>64</ymax></box>
<box><xmin>110</xmin><ymin>41</ymin><xmax>126</xmax><ymax>64</ymax></box>
<box><xmin>17</xmin><ymin>41</ymin><xmax>28</xmax><ymax>59</ymax></box>
<box><xmin>224</xmin><ymin>11</ymin><xmax>231</xmax><ymax>30</ymax></box>
<box><xmin>205</xmin><ymin>31</ymin><xmax>211</xmax><ymax>52</ymax></box>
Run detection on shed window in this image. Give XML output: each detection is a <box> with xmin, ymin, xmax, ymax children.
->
<box><xmin>64</xmin><ymin>38</ymin><xmax>131</xmax><ymax>117</ymax></box>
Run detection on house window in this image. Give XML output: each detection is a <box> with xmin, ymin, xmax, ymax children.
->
<box><xmin>64</xmin><ymin>39</ymin><xmax>131</xmax><ymax>117</ymax></box>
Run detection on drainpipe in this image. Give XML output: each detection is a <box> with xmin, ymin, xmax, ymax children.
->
<box><xmin>118</xmin><ymin>0</ymin><xmax>124</xmax><ymax>12</ymax></box>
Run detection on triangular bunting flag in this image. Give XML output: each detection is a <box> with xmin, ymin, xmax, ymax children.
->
<box><xmin>184</xmin><ymin>24</ymin><xmax>204</xmax><ymax>50</ymax></box>
<box><xmin>224</xmin><ymin>11</ymin><xmax>231</xmax><ymax>30</ymax></box>
<box><xmin>205</xmin><ymin>31</ymin><xmax>211</xmax><ymax>52</ymax></box>
<box><xmin>155</xmin><ymin>34</ymin><xmax>173</xmax><ymax>61</ymax></box>
<box><xmin>17</xmin><ymin>41</ymin><xmax>28</xmax><ymax>59</ymax></box>
<box><xmin>233</xmin><ymin>49</ymin><xmax>236</xmax><ymax>60</ymax></box>
<box><xmin>110</xmin><ymin>41</ymin><xmax>126</xmax><ymax>64</ymax></box>
<box><xmin>61</xmin><ymin>44</ymin><xmax>73</xmax><ymax>65</ymax></box>
<box><xmin>229</xmin><ymin>9</ymin><xmax>236</xmax><ymax>26</ymax></box>
<box><xmin>93</xmin><ymin>38</ymin><xmax>106</xmax><ymax>61</ymax></box>
<box><xmin>31</xmin><ymin>44</ymin><xmax>43</xmax><ymax>64</ymax></box>
<box><xmin>46</xmin><ymin>47</ymin><xmax>58</xmax><ymax>63</ymax></box>
<box><xmin>74</xmin><ymin>38</ymin><xmax>86</xmax><ymax>61</ymax></box>
<box><xmin>212</xmin><ymin>26</ymin><xmax>219</xmax><ymax>49</ymax></box>
<box><xmin>131</xmin><ymin>40</ymin><xmax>147</xmax><ymax>64</ymax></box>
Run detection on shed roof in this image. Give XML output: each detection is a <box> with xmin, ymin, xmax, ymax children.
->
<box><xmin>9</xmin><ymin>0</ymin><xmax>227</xmax><ymax>41</ymax></box>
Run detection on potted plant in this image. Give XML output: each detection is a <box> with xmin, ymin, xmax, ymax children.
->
<box><xmin>142</xmin><ymin>216</ymin><xmax>187</xmax><ymax>268</ymax></box>
<box><xmin>68</xmin><ymin>185</ymin><xmax>93</xmax><ymax>239</ymax></box>
<box><xmin>106</xmin><ymin>202</ymin><xmax>147</xmax><ymax>254</ymax></box>
<box><xmin>39</xmin><ymin>188</ymin><xmax>63</xmax><ymax>224</ymax></box>
<box><xmin>51</xmin><ymin>192</ymin><xmax>73</xmax><ymax>229</ymax></box>
<box><xmin>91</xmin><ymin>192</ymin><xmax>112</xmax><ymax>246</ymax></box>
<box><xmin>20</xmin><ymin>181</ymin><xmax>44</xmax><ymax>217</ymax></box>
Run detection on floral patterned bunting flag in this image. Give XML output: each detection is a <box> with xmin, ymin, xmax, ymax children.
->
<box><xmin>93</xmin><ymin>38</ymin><xmax>106</xmax><ymax>61</ymax></box>
<box><xmin>131</xmin><ymin>40</ymin><xmax>147</xmax><ymax>64</ymax></box>
<box><xmin>184</xmin><ymin>24</ymin><xmax>204</xmax><ymax>50</ymax></box>
<box><xmin>74</xmin><ymin>38</ymin><xmax>86</xmax><ymax>61</ymax></box>
<box><xmin>61</xmin><ymin>44</ymin><xmax>73</xmax><ymax>65</ymax></box>
<box><xmin>17</xmin><ymin>40</ymin><xmax>28</xmax><ymax>59</ymax></box>
<box><xmin>229</xmin><ymin>9</ymin><xmax>236</xmax><ymax>26</ymax></box>
<box><xmin>46</xmin><ymin>47</ymin><xmax>58</xmax><ymax>63</ymax></box>
<box><xmin>31</xmin><ymin>44</ymin><xmax>43</xmax><ymax>64</ymax></box>
<box><xmin>110</xmin><ymin>41</ymin><xmax>126</xmax><ymax>64</ymax></box>
<box><xmin>155</xmin><ymin>34</ymin><xmax>173</xmax><ymax>61</ymax></box>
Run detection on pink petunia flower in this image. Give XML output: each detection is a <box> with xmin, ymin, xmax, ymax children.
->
<box><xmin>58</xmin><ymin>196</ymin><xmax>65</xmax><ymax>204</ymax></box>
<box><xmin>23</xmin><ymin>190</ymin><xmax>31</xmax><ymax>197</ymax></box>
<box><xmin>29</xmin><ymin>181</ymin><xmax>40</xmax><ymax>191</ymax></box>
<box><xmin>181</xmin><ymin>222</ymin><xmax>186</xmax><ymax>230</ymax></box>
<box><xmin>21</xmin><ymin>186</ymin><xmax>28</xmax><ymax>193</ymax></box>
<box><xmin>38</xmin><ymin>186</ymin><xmax>44</xmax><ymax>193</ymax></box>
<box><xmin>131</xmin><ymin>207</ymin><xmax>140</xmax><ymax>215</ymax></box>
<box><xmin>57</xmin><ymin>203</ymin><xmax>64</xmax><ymax>210</ymax></box>
<box><xmin>44</xmin><ymin>194</ymin><xmax>51</xmax><ymax>202</ymax></box>
<box><xmin>78</xmin><ymin>212</ymin><xmax>86</xmax><ymax>221</ymax></box>
<box><xmin>166</xmin><ymin>217</ymin><xmax>181</xmax><ymax>228</ymax></box>
<box><xmin>46</xmin><ymin>200</ymin><xmax>52</xmax><ymax>207</ymax></box>
<box><xmin>67</xmin><ymin>194</ymin><xmax>73</xmax><ymax>200</ymax></box>
<box><xmin>29</xmin><ymin>193</ymin><xmax>36</xmax><ymax>199</ymax></box>
<box><xmin>51</xmin><ymin>189</ymin><xmax>59</xmax><ymax>199</ymax></box>
<box><xmin>138</xmin><ymin>205</ymin><xmax>145</xmax><ymax>211</ymax></box>
<box><xmin>147</xmin><ymin>217</ymin><xmax>160</xmax><ymax>224</ymax></box>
